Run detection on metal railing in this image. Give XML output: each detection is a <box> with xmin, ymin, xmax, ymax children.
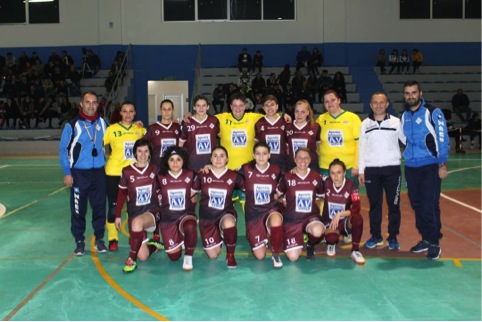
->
<box><xmin>104</xmin><ymin>44</ymin><xmax>132</xmax><ymax>119</ymax></box>
<box><xmin>190</xmin><ymin>43</ymin><xmax>202</xmax><ymax>112</ymax></box>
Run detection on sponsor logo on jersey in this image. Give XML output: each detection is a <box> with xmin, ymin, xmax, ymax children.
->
<box><xmin>266</xmin><ymin>134</ymin><xmax>281</xmax><ymax>154</ymax></box>
<box><xmin>136</xmin><ymin>185</ymin><xmax>152</xmax><ymax>206</ymax></box>
<box><xmin>254</xmin><ymin>184</ymin><xmax>271</xmax><ymax>205</ymax></box>
<box><xmin>208</xmin><ymin>188</ymin><xmax>227</xmax><ymax>209</ymax></box>
<box><xmin>292</xmin><ymin>138</ymin><xmax>308</xmax><ymax>155</ymax></box>
<box><xmin>124</xmin><ymin>141</ymin><xmax>135</xmax><ymax>160</ymax></box>
<box><xmin>295</xmin><ymin>190</ymin><xmax>312</xmax><ymax>213</ymax></box>
<box><xmin>168</xmin><ymin>189</ymin><xmax>186</xmax><ymax>211</ymax></box>
<box><xmin>195</xmin><ymin>134</ymin><xmax>211</xmax><ymax>154</ymax></box>
<box><xmin>160</xmin><ymin>138</ymin><xmax>176</xmax><ymax>156</ymax></box>
<box><xmin>232</xmin><ymin>130</ymin><xmax>248</xmax><ymax>147</ymax></box>
<box><xmin>328</xmin><ymin>202</ymin><xmax>346</xmax><ymax>219</ymax></box>
<box><xmin>327</xmin><ymin>130</ymin><xmax>343</xmax><ymax>146</ymax></box>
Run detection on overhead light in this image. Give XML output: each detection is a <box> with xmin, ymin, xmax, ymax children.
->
<box><xmin>25</xmin><ymin>0</ymin><xmax>55</xmax><ymax>3</ymax></box>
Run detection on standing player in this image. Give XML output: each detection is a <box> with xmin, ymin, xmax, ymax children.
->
<box><xmin>238</xmin><ymin>142</ymin><xmax>284</xmax><ymax>268</ymax></box>
<box><xmin>254</xmin><ymin>95</ymin><xmax>289</xmax><ymax>173</ymax></box>
<box><xmin>179</xmin><ymin>95</ymin><xmax>219</xmax><ymax>171</ymax></box>
<box><xmin>276</xmin><ymin>148</ymin><xmax>325</xmax><ymax>262</ymax></box>
<box><xmin>191</xmin><ymin>146</ymin><xmax>244</xmax><ymax>268</ymax></box>
<box><xmin>143</xmin><ymin>99</ymin><xmax>181</xmax><ymax>168</ymax></box>
<box><xmin>285</xmin><ymin>99</ymin><xmax>321</xmax><ymax>172</ymax></box>
<box><xmin>104</xmin><ymin>102</ymin><xmax>146</xmax><ymax>251</ymax></box>
<box><xmin>157</xmin><ymin>146</ymin><xmax>198</xmax><ymax>271</ymax></box>
<box><xmin>321</xmin><ymin>158</ymin><xmax>365</xmax><ymax>265</ymax></box>
<box><xmin>115</xmin><ymin>139</ymin><xmax>162</xmax><ymax>273</ymax></box>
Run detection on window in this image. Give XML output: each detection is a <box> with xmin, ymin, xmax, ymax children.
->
<box><xmin>465</xmin><ymin>0</ymin><xmax>481</xmax><ymax>19</ymax></box>
<box><xmin>400</xmin><ymin>0</ymin><xmax>430</xmax><ymax>19</ymax></box>
<box><xmin>0</xmin><ymin>0</ymin><xmax>59</xmax><ymax>24</ymax></box>
<box><xmin>163</xmin><ymin>0</ymin><xmax>195</xmax><ymax>22</ymax></box>
<box><xmin>198</xmin><ymin>0</ymin><xmax>227</xmax><ymax>20</ymax></box>
<box><xmin>400</xmin><ymin>0</ymin><xmax>478</xmax><ymax>19</ymax></box>
<box><xmin>433</xmin><ymin>0</ymin><xmax>462</xmax><ymax>19</ymax></box>
<box><xmin>230</xmin><ymin>0</ymin><xmax>261</xmax><ymax>20</ymax></box>
<box><xmin>264</xmin><ymin>0</ymin><xmax>295</xmax><ymax>20</ymax></box>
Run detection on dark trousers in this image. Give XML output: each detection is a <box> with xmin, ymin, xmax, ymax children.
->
<box><xmin>364</xmin><ymin>165</ymin><xmax>401</xmax><ymax>239</ymax></box>
<box><xmin>405</xmin><ymin>164</ymin><xmax>443</xmax><ymax>245</ymax></box>
<box><xmin>70</xmin><ymin>168</ymin><xmax>106</xmax><ymax>242</ymax></box>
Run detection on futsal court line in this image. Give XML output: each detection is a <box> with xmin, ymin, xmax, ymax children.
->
<box><xmin>441</xmin><ymin>165</ymin><xmax>482</xmax><ymax>214</ymax></box>
<box><xmin>0</xmin><ymin>165</ymin><xmax>8</xmax><ymax>169</ymax></box>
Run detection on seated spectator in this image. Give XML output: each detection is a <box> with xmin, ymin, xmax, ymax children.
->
<box><xmin>86</xmin><ymin>49</ymin><xmax>101</xmax><ymax>75</ymax></box>
<box><xmin>411</xmin><ymin>48</ymin><xmax>423</xmax><ymax>73</ymax></box>
<box><xmin>212</xmin><ymin>83</ymin><xmax>225</xmax><ymax>114</ymax></box>
<box><xmin>58</xmin><ymin>95</ymin><xmax>72</xmax><ymax>128</ymax></box>
<box><xmin>104</xmin><ymin>71</ymin><xmax>116</xmax><ymax>93</ymax></box>
<box><xmin>239</xmin><ymin>82</ymin><xmax>254</xmax><ymax>103</ymax></box>
<box><xmin>66</xmin><ymin>65</ymin><xmax>82</xmax><ymax>96</ymax></box>
<box><xmin>375</xmin><ymin>48</ymin><xmax>386</xmax><ymax>74</ymax></box>
<box><xmin>0</xmin><ymin>100</ymin><xmax>6</xmax><ymax>129</ymax></box>
<box><xmin>282</xmin><ymin>83</ymin><xmax>295</xmax><ymax>118</ymax></box>
<box><xmin>399</xmin><ymin>49</ymin><xmax>410</xmax><ymax>74</ymax></box>
<box><xmin>6</xmin><ymin>52</ymin><xmax>17</xmax><ymax>72</ymax></box>
<box><xmin>251</xmin><ymin>73</ymin><xmax>267</xmax><ymax>98</ymax></box>
<box><xmin>56</xmin><ymin>80</ymin><xmax>69</xmax><ymax>97</ymax></box>
<box><xmin>464</xmin><ymin>112</ymin><xmax>481</xmax><ymax>149</ymax></box>
<box><xmin>48</xmin><ymin>50</ymin><xmax>62</xmax><ymax>66</ymax></box>
<box><xmin>295</xmin><ymin>45</ymin><xmax>311</xmax><ymax>72</ymax></box>
<box><xmin>17</xmin><ymin>52</ymin><xmax>30</xmax><ymax>73</ymax></box>
<box><xmin>452</xmin><ymin>88</ymin><xmax>471</xmax><ymax>122</ymax></box>
<box><xmin>333</xmin><ymin>71</ymin><xmax>347</xmax><ymax>103</ymax></box>
<box><xmin>388</xmin><ymin>49</ymin><xmax>399</xmax><ymax>74</ymax></box>
<box><xmin>237</xmin><ymin>48</ymin><xmax>252</xmax><ymax>74</ymax></box>
<box><xmin>305</xmin><ymin>72</ymin><xmax>318</xmax><ymax>102</ymax></box>
<box><xmin>61</xmin><ymin>50</ymin><xmax>74</xmax><ymax>74</ymax></box>
<box><xmin>5</xmin><ymin>98</ymin><xmax>20</xmax><ymax>129</ymax></box>
<box><xmin>443</xmin><ymin>109</ymin><xmax>465</xmax><ymax>153</ymax></box>
<box><xmin>317</xmin><ymin>69</ymin><xmax>333</xmax><ymax>102</ymax></box>
<box><xmin>252</xmin><ymin>50</ymin><xmax>264</xmax><ymax>73</ymax></box>
<box><xmin>19</xmin><ymin>95</ymin><xmax>34</xmax><ymax>129</ymax></box>
<box><xmin>291</xmin><ymin>70</ymin><xmax>306</xmax><ymax>102</ymax></box>
<box><xmin>267</xmin><ymin>73</ymin><xmax>277</xmax><ymax>88</ymax></box>
<box><xmin>277</xmin><ymin>64</ymin><xmax>291</xmax><ymax>92</ymax></box>
<box><xmin>30</xmin><ymin>52</ymin><xmax>41</xmax><ymax>66</ymax></box>
<box><xmin>309</xmin><ymin>47</ymin><xmax>323</xmax><ymax>75</ymax></box>
<box><xmin>238</xmin><ymin>71</ymin><xmax>250</xmax><ymax>85</ymax></box>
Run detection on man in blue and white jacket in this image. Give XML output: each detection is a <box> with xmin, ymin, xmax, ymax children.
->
<box><xmin>400</xmin><ymin>80</ymin><xmax>449</xmax><ymax>260</ymax></box>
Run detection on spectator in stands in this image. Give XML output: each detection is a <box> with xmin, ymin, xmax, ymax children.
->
<box><xmin>0</xmin><ymin>100</ymin><xmax>6</xmax><ymax>129</ymax></box>
<box><xmin>399</xmin><ymin>49</ymin><xmax>410</xmax><ymax>74</ymax></box>
<box><xmin>451</xmin><ymin>88</ymin><xmax>471</xmax><ymax>122</ymax></box>
<box><xmin>104</xmin><ymin>71</ymin><xmax>116</xmax><ymax>93</ymax></box>
<box><xmin>6</xmin><ymin>52</ymin><xmax>17</xmax><ymax>71</ymax></box>
<box><xmin>267</xmin><ymin>73</ymin><xmax>277</xmax><ymax>88</ymax></box>
<box><xmin>282</xmin><ymin>83</ymin><xmax>295</xmax><ymax>116</ymax></box>
<box><xmin>48</xmin><ymin>50</ymin><xmax>62</xmax><ymax>66</ymax></box>
<box><xmin>43</xmin><ymin>78</ymin><xmax>56</xmax><ymax>98</ymax></box>
<box><xmin>411</xmin><ymin>48</ymin><xmax>423</xmax><ymax>73</ymax></box>
<box><xmin>375</xmin><ymin>49</ymin><xmax>386</xmax><ymax>74</ymax></box>
<box><xmin>58</xmin><ymin>95</ymin><xmax>72</xmax><ymax>128</ymax></box>
<box><xmin>239</xmin><ymin>82</ymin><xmax>254</xmax><ymax>104</ymax></box>
<box><xmin>5</xmin><ymin>98</ymin><xmax>20</xmax><ymax>129</ymax></box>
<box><xmin>333</xmin><ymin>71</ymin><xmax>347</xmax><ymax>103</ymax></box>
<box><xmin>464</xmin><ymin>112</ymin><xmax>481</xmax><ymax>149</ymax></box>
<box><xmin>277</xmin><ymin>64</ymin><xmax>291</xmax><ymax>92</ymax></box>
<box><xmin>309</xmin><ymin>47</ymin><xmax>324</xmax><ymax>75</ymax></box>
<box><xmin>291</xmin><ymin>70</ymin><xmax>306</xmax><ymax>102</ymax></box>
<box><xmin>237</xmin><ymin>48</ymin><xmax>252</xmax><ymax>74</ymax></box>
<box><xmin>317</xmin><ymin>69</ymin><xmax>333</xmax><ymax>103</ymax></box>
<box><xmin>30</xmin><ymin>52</ymin><xmax>41</xmax><ymax>66</ymax></box>
<box><xmin>212</xmin><ymin>84</ymin><xmax>226</xmax><ymax>114</ymax></box>
<box><xmin>238</xmin><ymin>71</ymin><xmax>250</xmax><ymax>85</ymax></box>
<box><xmin>67</xmin><ymin>65</ymin><xmax>82</xmax><ymax>96</ymax></box>
<box><xmin>33</xmin><ymin>96</ymin><xmax>48</xmax><ymax>128</ymax></box>
<box><xmin>443</xmin><ymin>110</ymin><xmax>465</xmax><ymax>154</ymax></box>
<box><xmin>56</xmin><ymin>80</ymin><xmax>69</xmax><ymax>97</ymax></box>
<box><xmin>295</xmin><ymin>45</ymin><xmax>311</xmax><ymax>72</ymax></box>
<box><xmin>251</xmin><ymin>72</ymin><xmax>267</xmax><ymax>99</ymax></box>
<box><xmin>17</xmin><ymin>52</ymin><xmax>30</xmax><ymax>73</ymax></box>
<box><xmin>388</xmin><ymin>49</ymin><xmax>399</xmax><ymax>74</ymax></box>
<box><xmin>86</xmin><ymin>49</ymin><xmax>101</xmax><ymax>75</ymax></box>
<box><xmin>252</xmin><ymin>50</ymin><xmax>264</xmax><ymax>73</ymax></box>
<box><xmin>61</xmin><ymin>50</ymin><xmax>74</xmax><ymax>73</ymax></box>
<box><xmin>305</xmin><ymin>71</ymin><xmax>318</xmax><ymax>104</ymax></box>
<box><xmin>19</xmin><ymin>95</ymin><xmax>34</xmax><ymax>129</ymax></box>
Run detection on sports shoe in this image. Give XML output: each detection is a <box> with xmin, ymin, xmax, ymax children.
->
<box><xmin>306</xmin><ymin>244</ymin><xmax>315</xmax><ymax>261</ymax></box>
<box><xmin>182</xmin><ymin>255</ymin><xmax>193</xmax><ymax>271</ymax></box>
<box><xmin>108</xmin><ymin>239</ymin><xmax>118</xmax><ymax>251</ymax></box>
<box><xmin>94</xmin><ymin>239</ymin><xmax>108</xmax><ymax>253</ymax></box>
<box><xmin>388</xmin><ymin>237</ymin><xmax>400</xmax><ymax>250</ymax></box>
<box><xmin>123</xmin><ymin>257</ymin><xmax>137</xmax><ymax>273</ymax></box>
<box><xmin>74</xmin><ymin>241</ymin><xmax>85</xmax><ymax>256</ymax></box>
<box><xmin>303</xmin><ymin>233</ymin><xmax>309</xmax><ymax>244</ymax></box>
<box><xmin>365</xmin><ymin>236</ymin><xmax>384</xmax><ymax>249</ymax></box>
<box><xmin>271</xmin><ymin>254</ymin><xmax>283</xmax><ymax>268</ymax></box>
<box><xmin>343</xmin><ymin>234</ymin><xmax>352</xmax><ymax>244</ymax></box>
<box><xmin>351</xmin><ymin>250</ymin><xmax>366</xmax><ymax>265</ymax></box>
<box><xmin>226</xmin><ymin>253</ymin><xmax>237</xmax><ymax>268</ymax></box>
<box><xmin>147</xmin><ymin>239</ymin><xmax>163</xmax><ymax>252</ymax></box>
<box><xmin>410</xmin><ymin>240</ymin><xmax>430</xmax><ymax>253</ymax></box>
<box><xmin>427</xmin><ymin>244</ymin><xmax>441</xmax><ymax>260</ymax></box>
<box><xmin>326</xmin><ymin>244</ymin><xmax>336</xmax><ymax>257</ymax></box>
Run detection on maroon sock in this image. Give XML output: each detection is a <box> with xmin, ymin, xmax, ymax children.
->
<box><xmin>129</xmin><ymin>231</ymin><xmax>144</xmax><ymax>261</ymax></box>
<box><xmin>350</xmin><ymin>214</ymin><xmax>363</xmax><ymax>251</ymax></box>
<box><xmin>183</xmin><ymin>219</ymin><xmax>197</xmax><ymax>256</ymax></box>
<box><xmin>223</xmin><ymin>226</ymin><xmax>237</xmax><ymax>255</ymax></box>
<box><xmin>307</xmin><ymin>232</ymin><xmax>323</xmax><ymax>246</ymax></box>
<box><xmin>270</xmin><ymin>225</ymin><xmax>283</xmax><ymax>254</ymax></box>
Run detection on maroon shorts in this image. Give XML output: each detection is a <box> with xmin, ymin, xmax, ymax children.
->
<box><xmin>246</xmin><ymin>208</ymin><xmax>283</xmax><ymax>250</ymax></box>
<box><xmin>323</xmin><ymin>217</ymin><xmax>349</xmax><ymax>235</ymax></box>
<box><xmin>283</xmin><ymin>215</ymin><xmax>323</xmax><ymax>252</ymax></box>
<box><xmin>128</xmin><ymin>208</ymin><xmax>160</xmax><ymax>233</ymax></box>
<box><xmin>199</xmin><ymin>211</ymin><xmax>236</xmax><ymax>250</ymax></box>
<box><xmin>160</xmin><ymin>214</ymin><xmax>196</xmax><ymax>253</ymax></box>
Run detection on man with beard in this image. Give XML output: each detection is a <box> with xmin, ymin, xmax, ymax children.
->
<box><xmin>400</xmin><ymin>80</ymin><xmax>449</xmax><ymax>260</ymax></box>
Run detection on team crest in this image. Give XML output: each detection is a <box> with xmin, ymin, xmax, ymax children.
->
<box><xmin>295</xmin><ymin>191</ymin><xmax>312</xmax><ymax>213</ymax></box>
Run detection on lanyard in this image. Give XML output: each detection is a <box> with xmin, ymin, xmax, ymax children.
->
<box><xmin>82</xmin><ymin>120</ymin><xmax>98</xmax><ymax>149</ymax></box>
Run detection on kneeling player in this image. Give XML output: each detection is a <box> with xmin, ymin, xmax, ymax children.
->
<box><xmin>115</xmin><ymin>139</ymin><xmax>162</xmax><ymax>273</ymax></box>
<box><xmin>322</xmin><ymin>158</ymin><xmax>365</xmax><ymax>265</ymax></box>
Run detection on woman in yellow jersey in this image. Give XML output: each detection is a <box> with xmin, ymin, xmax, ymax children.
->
<box><xmin>316</xmin><ymin>89</ymin><xmax>361</xmax><ymax>179</ymax></box>
<box><xmin>104</xmin><ymin>102</ymin><xmax>146</xmax><ymax>251</ymax></box>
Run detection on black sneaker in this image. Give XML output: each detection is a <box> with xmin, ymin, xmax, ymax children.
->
<box><xmin>410</xmin><ymin>240</ymin><xmax>430</xmax><ymax>253</ymax></box>
<box><xmin>74</xmin><ymin>241</ymin><xmax>85</xmax><ymax>256</ymax></box>
<box><xmin>427</xmin><ymin>244</ymin><xmax>441</xmax><ymax>260</ymax></box>
<box><xmin>306</xmin><ymin>244</ymin><xmax>315</xmax><ymax>261</ymax></box>
<box><xmin>95</xmin><ymin>239</ymin><xmax>108</xmax><ymax>253</ymax></box>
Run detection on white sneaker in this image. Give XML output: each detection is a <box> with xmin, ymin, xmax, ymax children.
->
<box><xmin>327</xmin><ymin>244</ymin><xmax>336</xmax><ymax>257</ymax></box>
<box><xmin>271</xmin><ymin>254</ymin><xmax>283</xmax><ymax>268</ymax></box>
<box><xmin>182</xmin><ymin>255</ymin><xmax>193</xmax><ymax>271</ymax></box>
<box><xmin>343</xmin><ymin>234</ymin><xmax>352</xmax><ymax>244</ymax></box>
<box><xmin>351</xmin><ymin>251</ymin><xmax>366</xmax><ymax>265</ymax></box>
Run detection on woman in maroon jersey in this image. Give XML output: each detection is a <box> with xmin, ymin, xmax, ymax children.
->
<box><xmin>276</xmin><ymin>147</ymin><xmax>325</xmax><ymax>262</ymax></box>
<box><xmin>192</xmin><ymin>146</ymin><xmax>244</xmax><ymax>268</ymax></box>
<box><xmin>238</xmin><ymin>142</ymin><xmax>284</xmax><ymax>268</ymax></box>
<box><xmin>115</xmin><ymin>139</ymin><xmax>162</xmax><ymax>273</ymax></box>
<box><xmin>157</xmin><ymin>145</ymin><xmax>198</xmax><ymax>271</ymax></box>
<box><xmin>321</xmin><ymin>158</ymin><xmax>365</xmax><ymax>265</ymax></box>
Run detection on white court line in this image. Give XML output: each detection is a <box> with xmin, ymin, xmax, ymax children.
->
<box><xmin>440</xmin><ymin>165</ymin><xmax>482</xmax><ymax>213</ymax></box>
<box><xmin>0</xmin><ymin>165</ymin><xmax>9</xmax><ymax>169</ymax></box>
<box><xmin>0</xmin><ymin>186</ymin><xmax>68</xmax><ymax>219</ymax></box>
<box><xmin>0</xmin><ymin>164</ymin><xmax>59</xmax><ymax>167</ymax></box>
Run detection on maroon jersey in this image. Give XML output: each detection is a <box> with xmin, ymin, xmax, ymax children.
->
<box><xmin>143</xmin><ymin>122</ymin><xmax>181</xmax><ymax>166</ymax></box>
<box><xmin>238</xmin><ymin>162</ymin><xmax>282</xmax><ymax>222</ymax></box>
<box><xmin>192</xmin><ymin>168</ymin><xmax>244</xmax><ymax>221</ymax></box>
<box><xmin>157</xmin><ymin>169</ymin><xmax>196</xmax><ymax>223</ymax></box>
<box><xmin>285</xmin><ymin>122</ymin><xmax>321</xmax><ymax>171</ymax></box>
<box><xmin>254</xmin><ymin>116</ymin><xmax>289</xmax><ymax>172</ymax></box>
<box><xmin>321</xmin><ymin>177</ymin><xmax>361</xmax><ymax>224</ymax></box>
<box><xmin>180</xmin><ymin>115</ymin><xmax>219</xmax><ymax>171</ymax></box>
<box><xmin>118</xmin><ymin>163</ymin><xmax>159</xmax><ymax>218</ymax></box>
<box><xmin>276</xmin><ymin>169</ymin><xmax>324</xmax><ymax>224</ymax></box>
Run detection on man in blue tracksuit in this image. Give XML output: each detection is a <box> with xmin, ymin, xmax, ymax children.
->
<box><xmin>59</xmin><ymin>91</ymin><xmax>108</xmax><ymax>256</ymax></box>
<box><xmin>400</xmin><ymin>80</ymin><xmax>449</xmax><ymax>260</ymax></box>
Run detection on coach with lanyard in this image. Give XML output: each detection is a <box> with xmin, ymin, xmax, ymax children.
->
<box><xmin>59</xmin><ymin>91</ymin><xmax>108</xmax><ymax>256</ymax></box>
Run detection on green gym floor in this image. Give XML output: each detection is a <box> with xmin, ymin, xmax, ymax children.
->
<box><xmin>0</xmin><ymin>153</ymin><xmax>480</xmax><ymax>321</ymax></box>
